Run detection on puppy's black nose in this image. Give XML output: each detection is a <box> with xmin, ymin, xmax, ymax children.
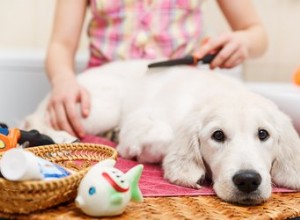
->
<box><xmin>232</xmin><ymin>170</ymin><xmax>262</xmax><ymax>193</ymax></box>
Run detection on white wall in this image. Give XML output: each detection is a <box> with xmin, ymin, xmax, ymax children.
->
<box><xmin>245</xmin><ymin>0</ymin><xmax>300</xmax><ymax>82</ymax></box>
<box><xmin>0</xmin><ymin>0</ymin><xmax>88</xmax><ymax>50</ymax></box>
<box><xmin>0</xmin><ymin>51</ymin><xmax>50</xmax><ymax>126</ymax></box>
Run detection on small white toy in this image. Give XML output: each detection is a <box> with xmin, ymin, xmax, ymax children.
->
<box><xmin>75</xmin><ymin>159</ymin><xmax>143</xmax><ymax>217</ymax></box>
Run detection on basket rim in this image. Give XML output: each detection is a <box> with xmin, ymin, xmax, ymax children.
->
<box><xmin>0</xmin><ymin>143</ymin><xmax>118</xmax><ymax>187</ymax></box>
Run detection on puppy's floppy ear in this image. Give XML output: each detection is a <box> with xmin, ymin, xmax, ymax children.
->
<box><xmin>163</xmin><ymin>112</ymin><xmax>206</xmax><ymax>188</ymax></box>
<box><xmin>271</xmin><ymin>111</ymin><xmax>300</xmax><ymax>189</ymax></box>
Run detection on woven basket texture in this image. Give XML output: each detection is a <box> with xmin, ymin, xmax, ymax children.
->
<box><xmin>1</xmin><ymin>192</ymin><xmax>300</xmax><ymax>219</ymax></box>
<box><xmin>0</xmin><ymin>143</ymin><xmax>117</xmax><ymax>214</ymax></box>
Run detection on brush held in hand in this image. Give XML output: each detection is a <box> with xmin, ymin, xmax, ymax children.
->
<box><xmin>147</xmin><ymin>53</ymin><xmax>216</xmax><ymax>68</ymax></box>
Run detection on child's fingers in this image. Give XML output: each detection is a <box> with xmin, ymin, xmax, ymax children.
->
<box><xmin>195</xmin><ymin>34</ymin><xmax>230</xmax><ymax>62</ymax></box>
<box><xmin>223</xmin><ymin>50</ymin><xmax>243</xmax><ymax>68</ymax></box>
<box><xmin>65</xmin><ymin>100</ymin><xmax>84</xmax><ymax>138</ymax></box>
<box><xmin>56</xmin><ymin>102</ymin><xmax>77</xmax><ymax>137</ymax></box>
<box><xmin>80</xmin><ymin>88</ymin><xmax>90</xmax><ymax>118</ymax></box>
<box><xmin>210</xmin><ymin>41</ymin><xmax>238</xmax><ymax>69</ymax></box>
<box><xmin>204</xmin><ymin>34</ymin><xmax>230</xmax><ymax>52</ymax></box>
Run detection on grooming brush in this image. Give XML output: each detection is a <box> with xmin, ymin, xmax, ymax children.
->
<box><xmin>148</xmin><ymin>53</ymin><xmax>217</xmax><ymax>68</ymax></box>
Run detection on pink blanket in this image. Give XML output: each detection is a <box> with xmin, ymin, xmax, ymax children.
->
<box><xmin>81</xmin><ymin>135</ymin><xmax>296</xmax><ymax>197</ymax></box>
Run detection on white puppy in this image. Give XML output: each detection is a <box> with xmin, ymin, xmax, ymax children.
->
<box><xmin>21</xmin><ymin>60</ymin><xmax>300</xmax><ymax>205</ymax></box>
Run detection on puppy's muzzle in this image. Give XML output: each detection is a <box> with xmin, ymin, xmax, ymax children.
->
<box><xmin>232</xmin><ymin>170</ymin><xmax>262</xmax><ymax>193</ymax></box>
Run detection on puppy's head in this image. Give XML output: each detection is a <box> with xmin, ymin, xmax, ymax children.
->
<box><xmin>163</xmin><ymin>92</ymin><xmax>300</xmax><ymax>205</ymax></box>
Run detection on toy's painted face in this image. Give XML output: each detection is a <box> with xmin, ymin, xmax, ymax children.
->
<box><xmin>75</xmin><ymin>168</ymin><xmax>131</xmax><ymax>215</ymax></box>
<box><xmin>76</xmin><ymin>178</ymin><xmax>110</xmax><ymax>213</ymax></box>
<box><xmin>75</xmin><ymin>160</ymin><xmax>143</xmax><ymax>217</ymax></box>
<box><xmin>102</xmin><ymin>168</ymin><xmax>129</xmax><ymax>193</ymax></box>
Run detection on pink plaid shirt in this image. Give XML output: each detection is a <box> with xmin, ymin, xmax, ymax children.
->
<box><xmin>88</xmin><ymin>0</ymin><xmax>204</xmax><ymax>68</ymax></box>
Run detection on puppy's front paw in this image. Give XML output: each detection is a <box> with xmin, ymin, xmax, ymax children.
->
<box><xmin>165</xmin><ymin>168</ymin><xmax>205</xmax><ymax>189</ymax></box>
<box><xmin>118</xmin><ymin>111</ymin><xmax>173</xmax><ymax>163</ymax></box>
<box><xmin>116</xmin><ymin>143</ymin><xmax>142</xmax><ymax>160</ymax></box>
<box><xmin>163</xmin><ymin>157</ymin><xmax>205</xmax><ymax>189</ymax></box>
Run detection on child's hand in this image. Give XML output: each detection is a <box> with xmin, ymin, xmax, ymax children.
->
<box><xmin>46</xmin><ymin>75</ymin><xmax>90</xmax><ymax>138</ymax></box>
<box><xmin>196</xmin><ymin>32</ymin><xmax>250</xmax><ymax>69</ymax></box>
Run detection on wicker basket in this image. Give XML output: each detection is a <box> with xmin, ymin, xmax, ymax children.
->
<box><xmin>0</xmin><ymin>143</ymin><xmax>117</xmax><ymax>214</ymax></box>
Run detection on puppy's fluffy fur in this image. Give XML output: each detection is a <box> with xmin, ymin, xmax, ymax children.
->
<box><xmin>21</xmin><ymin>60</ymin><xmax>300</xmax><ymax>205</ymax></box>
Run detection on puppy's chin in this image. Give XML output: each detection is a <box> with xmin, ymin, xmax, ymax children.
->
<box><xmin>222</xmin><ymin>191</ymin><xmax>267</xmax><ymax>206</ymax></box>
<box><xmin>214</xmin><ymin>184</ymin><xmax>272</xmax><ymax>205</ymax></box>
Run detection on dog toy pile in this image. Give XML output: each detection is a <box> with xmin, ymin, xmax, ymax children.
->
<box><xmin>0</xmin><ymin>123</ymin><xmax>55</xmax><ymax>153</ymax></box>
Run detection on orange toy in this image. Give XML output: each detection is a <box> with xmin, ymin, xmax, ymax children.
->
<box><xmin>293</xmin><ymin>67</ymin><xmax>300</xmax><ymax>86</ymax></box>
<box><xmin>0</xmin><ymin>128</ymin><xmax>21</xmax><ymax>153</ymax></box>
<box><xmin>0</xmin><ymin>125</ymin><xmax>55</xmax><ymax>153</ymax></box>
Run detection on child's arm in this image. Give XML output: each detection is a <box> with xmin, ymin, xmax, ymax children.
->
<box><xmin>45</xmin><ymin>0</ymin><xmax>89</xmax><ymax>137</ymax></box>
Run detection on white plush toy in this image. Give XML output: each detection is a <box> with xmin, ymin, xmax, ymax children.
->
<box><xmin>75</xmin><ymin>159</ymin><xmax>143</xmax><ymax>217</ymax></box>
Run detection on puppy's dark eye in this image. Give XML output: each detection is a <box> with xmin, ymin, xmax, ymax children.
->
<box><xmin>212</xmin><ymin>130</ymin><xmax>226</xmax><ymax>142</ymax></box>
<box><xmin>258</xmin><ymin>129</ymin><xmax>269</xmax><ymax>141</ymax></box>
